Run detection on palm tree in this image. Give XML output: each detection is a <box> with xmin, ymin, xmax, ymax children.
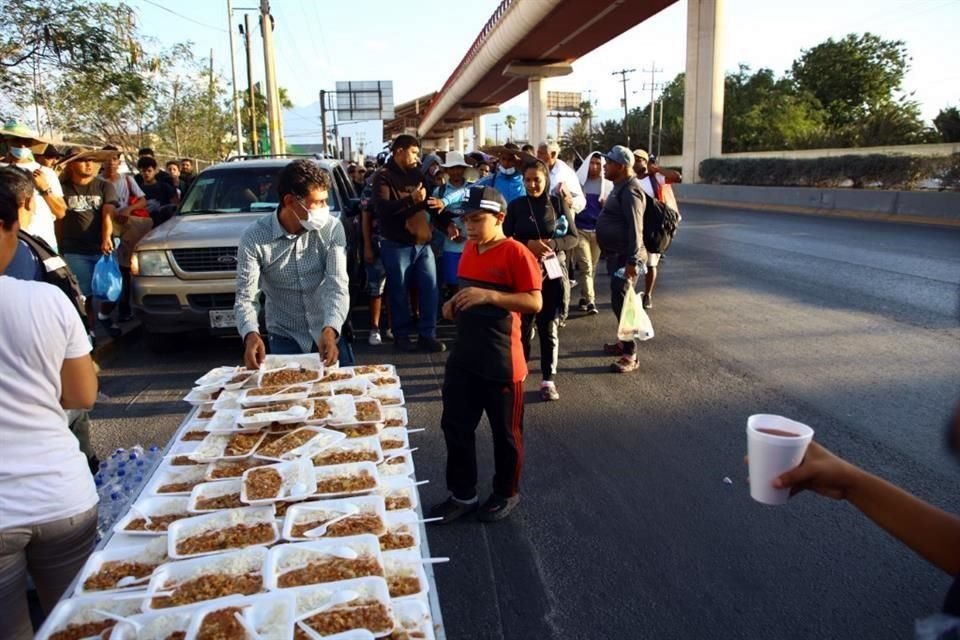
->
<box><xmin>504</xmin><ymin>115</ymin><xmax>516</xmax><ymax>142</ymax></box>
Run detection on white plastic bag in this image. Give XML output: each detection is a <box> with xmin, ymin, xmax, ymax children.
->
<box><xmin>617</xmin><ymin>286</ymin><xmax>655</xmax><ymax>342</ymax></box>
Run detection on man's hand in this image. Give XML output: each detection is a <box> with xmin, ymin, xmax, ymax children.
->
<box><xmin>624</xmin><ymin>263</ymin><xmax>638</xmax><ymax>281</ymax></box>
<box><xmin>526</xmin><ymin>239</ymin><xmax>551</xmax><ymax>260</ymax></box>
<box><xmin>243</xmin><ymin>332</ymin><xmax>266</xmax><ymax>369</ymax></box>
<box><xmin>770</xmin><ymin>441</ymin><xmax>861</xmax><ymax>501</ymax></box>
<box><xmin>101</xmin><ymin>237</ymin><xmax>114</xmax><ymax>255</ymax></box>
<box><xmin>442</xmin><ymin>299</ymin><xmax>456</xmax><ymax>321</ymax></box>
<box><xmin>411</xmin><ymin>185</ymin><xmax>427</xmax><ymax>204</ymax></box>
<box><xmin>33</xmin><ymin>168</ymin><xmax>50</xmax><ymax>192</ymax></box>
<box><xmin>363</xmin><ymin>244</ymin><xmax>375</xmax><ymax>265</ymax></box>
<box><xmin>319</xmin><ymin>327</ymin><xmax>339</xmax><ymax>367</ymax></box>
<box><xmin>114</xmin><ymin>207</ymin><xmax>130</xmax><ymax>224</ymax></box>
<box><xmin>427</xmin><ymin>197</ymin><xmax>445</xmax><ymax>211</ymax></box>
<box><xmin>446</xmin><ymin>223</ymin><xmax>460</xmax><ymax>241</ymax></box>
<box><xmin>451</xmin><ymin>287</ymin><xmax>496</xmax><ymax>313</ymax></box>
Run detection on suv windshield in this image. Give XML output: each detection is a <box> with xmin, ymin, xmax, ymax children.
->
<box><xmin>180</xmin><ymin>165</ymin><xmax>341</xmax><ymax>215</ymax></box>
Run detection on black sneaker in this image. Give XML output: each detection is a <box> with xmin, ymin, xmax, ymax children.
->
<box><xmin>578</xmin><ymin>297</ymin><xmax>587</xmax><ymax>311</ymax></box>
<box><xmin>477</xmin><ymin>494</ymin><xmax>520</xmax><ymax>522</ymax></box>
<box><xmin>585</xmin><ymin>303</ymin><xmax>599</xmax><ymax>315</ymax></box>
<box><xmin>427</xmin><ymin>495</ymin><xmax>478</xmax><ymax>524</ymax></box>
<box><xmin>98</xmin><ymin>316</ymin><xmax>122</xmax><ymax>338</ymax></box>
<box><xmin>418</xmin><ymin>336</ymin><xmax>447</xmax><ymax>353</ymax></box>
<box><xmin>393</xmin><ymin>337</ymin><xmax>418</xmax><ymax>352</ymax></box>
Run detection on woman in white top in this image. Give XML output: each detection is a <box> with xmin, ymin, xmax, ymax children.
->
<box><xmin>0</xmin><ymin>166</ymin><xmax>99</xmax><ymax>640</ymax></box>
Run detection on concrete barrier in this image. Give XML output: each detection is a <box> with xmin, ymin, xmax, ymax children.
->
<box><xmin>673</xmin><ymin>184</ymin><xmax>960</xmax><ymax>228</ymax></box>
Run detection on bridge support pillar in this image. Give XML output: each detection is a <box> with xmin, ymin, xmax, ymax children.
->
<box><xmin>503</xmin><ymin>61</ymin><xmax>572</xmax><ymax>148</ymax></box>
<box><xmin>453</xmin><ymin>127</ymin><xmax>466</xmax><ymax>153</ymax></box>
<box><xmin>682</xmin><ymin>0</ymin><xmax>725</xmax><ymax>183</ymax></box>
<box><xmin>472</xmin><ymin>115</ymin><xmax>485</xmax><ymax>149</ymax></box>
<box><xmin>440</xmin><ymin>137</ymin><xmax>451</xmax><ymax>152</ymax></box>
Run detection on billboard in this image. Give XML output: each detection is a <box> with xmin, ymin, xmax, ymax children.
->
<box><xmin>335</xmin><ymin>81</ymin><xmax>395</xmax><ymax>121</ymax></box>
<box><xmin>547</xmin><ymin>91</ymin><xmax>582</xmax><ymax>112</ymax></box>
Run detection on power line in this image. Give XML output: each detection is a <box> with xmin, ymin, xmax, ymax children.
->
<box><xmin>611</xmin><ymin>68</ymin><xmax>635</xmax><ymax>147</ymax></box>
<box><xmin>139</xmin><ymin>0</ymin><xmax>227</xmax><ymax>32</ymax></box>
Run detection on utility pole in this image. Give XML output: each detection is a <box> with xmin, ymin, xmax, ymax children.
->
<box><xmin>492</xmin><ymin>123</ymin><xmax>502</xmax><ymax>145</ymax></box>
<box><xmin>612</xmin><ymin>68</ymin><xmax>635</xmax><ymax>147</ymax></box>
<box><xmin>226</xmin><ymin>0</ymin><xmax>244</xmax><ymax>156</ymax></box>
<box><xmin>259</xmin><ymin>0</ymin><xmax>282</xmax><ymax>154</ymax></box>
<box><xmin>657</xmin><ymin>94</ymin><xmax>664</xmax><ymax>158</ymax></box>
<box><xmin>241</xmin><ymin>15</ymin><xmax>258</xmax><ymax>154</ymax></box>
<box><xmin>585</xmin><ymin>89</ymin><xmax>595</xmax><ymax>153</ymax></box>
<box><xmin>319</xmin><ymin>90</ymin><xmax>328</xmax><ymax>157</ymax></box>
<box><xmin>643</xmin><ymin>63</ymin><xmax>663</xmax><ymax>153</ymax></box>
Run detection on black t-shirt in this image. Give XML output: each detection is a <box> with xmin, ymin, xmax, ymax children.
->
<box><xmin>59</xmin><ymin>177</ymin><xmax>119</xmax><ymax>255</ymax></box>
<box><xmin>141</xmin><ymin>180</ymin><xmax>178</xmax><ymax>207</ymax></box>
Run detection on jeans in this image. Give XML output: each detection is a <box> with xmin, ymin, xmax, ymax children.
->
<box><xmin>63</xmin><ymin>252</ymin><xmax>99</xmax><ymax>298</ymax></box>
<box><xmin>268</xmin><ymin>332</ymin><xmax>355</xmax><ymax>367</ymax></box>
<box><xmin>379</xmin><ymin>238</ymin><xmax>439</xmax><ymax>340</ymax></box>
<box><xmin>0</xmin><ymin>506</ymin><xmax>98</xmax><ymax>640</ymax></box>
<box><xmin>520</xmin><ymin>270</ymin><xmax>565</xmax><ymax>381</ymax></box>
<box><xmin>607</xmin><ymin>254</ymin><xmax>638</xmax><ymax>356</ymax></box>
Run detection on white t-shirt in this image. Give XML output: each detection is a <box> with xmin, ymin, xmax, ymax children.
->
<box><xmin>107</xmin><ymin>172</ymin><xmax>144</xmax><ymax>206</ymax></box>
<box><xmin>548</xmin><ymin>159</ymin><xmax>587</xmax><ymax>214</ymax></box>
<box><xmin>0</xmin><ymin>276</ymin><xmax>97</xmax><ymax>528</ymax></box>
<box><xmin>0</xmin><ymin>160</ymin><xmax>63</xmax><ymax>251</ymax></box>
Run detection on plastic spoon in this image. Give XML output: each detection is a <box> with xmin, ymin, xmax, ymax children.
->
<box><xmin>325</xmin><ymin>546</ymin><xmax>359</xmax><ymax>560</ymax></box>
<box><xmin>420</xmin><ymin>557</ymin><xmax>450</xmax><ymax>565</ymax></box>
<box><xmin>114</xmin><ymin>574</ymin><xmax>153</xmax><ymax>588</ymax></box>
<box><xmin>405</xmin><ymin>428</ymin><xmax>426</xmax><ymax>434</ymax></box>
<box><xmin>90</xmin><ymin>609</ymin><xmax>143</xmax><ymax>633</ymax></box>
<box><xmin>232</xmin><ymin>611</ymin><xmax>263</xmax><ymax>640</ymax></box>
<box><xmin>381</xmin><ymin>448</ymin><xmax>418</xmax><ymax>465</ymax></box>
<box><xmin>303</xmin><ymin>505</ymin><xmax>360</xmax><ymax>537</ymax></box>
<box><xmin>110</xmin><ymin>588</ymin><xmax>173</xmax><ymax>600</ymax></box>
<box><xmin>295</xmin><ymin>589</ymin><xmax>361</xmax><ymax>621</ymax></box>
<box><xmin>413</xmin><ymin>479</ymin><xmax>429</xmax><ymax>487</ymax></box>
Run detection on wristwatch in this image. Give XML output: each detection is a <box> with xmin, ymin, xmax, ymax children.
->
<box><xmin>38</xmin><ymin>188</ymin><xmax>52</xmax><ymax>196</ymax></box>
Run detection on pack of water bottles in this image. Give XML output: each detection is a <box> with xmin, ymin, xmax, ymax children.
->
<box><xmin>93</xmin><ymin>444</ymin><xmax>163</xmax><ymax>542</ymax></box>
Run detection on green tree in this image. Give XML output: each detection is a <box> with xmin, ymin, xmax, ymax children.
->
<box><xmin>504</xmin><ymin>114</ymin><xmax>516</xmax><ymax>142</ymax></box>
<box><xmin>934</xmin><ymin>106</ymin><xmax>960</xmax><ymax>142</ymax></box>
<box><xmin>239</xmin><ymin>86</ymin><xmax>293</xmax><ymax>152</ymax></box>
<box><xmin>791</xmin><ymin>33</ymin><xmax>910</xmax><ymax>132</ymax></box>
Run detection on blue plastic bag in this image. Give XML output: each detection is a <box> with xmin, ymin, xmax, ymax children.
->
<box><xmin>92</xmin><ymin>253</ymin><xmax>122</xmax><ymax>302</ymax></box>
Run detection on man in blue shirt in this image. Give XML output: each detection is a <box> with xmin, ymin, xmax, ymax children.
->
<box><xmin>477</xmin><ymin>143</ymin><xmax>526</xmax><ymax>204</ymax></box>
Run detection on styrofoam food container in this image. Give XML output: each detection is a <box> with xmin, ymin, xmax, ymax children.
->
<box><xmin>262</xmin><ymin>353</ymin><xmax>323</xmax><ymax>371</ymax></box>
<box><xmin>114</xmin><ymin>496</ymin><xmax>192</xmax><ymax>536</ymax></box>
<box><xmin>382</xmin><ymin>549</ymin><xmax>430</xmax><ymax>600</ymax></box>
<box><xmin>288</xmin><ymin>576</ymin><xmax>394</xmax><ymax>637</ymax></box>
<box><xmin>202</xmin><ymin>409</ymin><xmax>252</xmax><ymax>434</ymax></box>
<box><xmin>184</xmin><ymin>591</ymin><xmax>296</xmax><ymax>640</ymax></box>
<box><xmin>143</xmin><ymin>464</ymin><xmax>208</xmax><ymax>497</ymax></box>
<box><xmin>184</xmin><ymin>384</ymin><xmax>223</xmax><ymax>406</ymax></box>
<box><xmin>313</xmin><ymin>462</ymin><xmax>380</xmax><ymax>499</ymax></box>
<box><xmin>282</xmin><ymin>495</ymin><xmax>388</xmax><ymax>542</ymax></box>
<box><xmin>378</xmin><ymin>427</ymin><xmax>410</xmax><ymax>453</ymax></box>
<box><xmin>389</xmin><ymin>597</ymin><xmax>436</xmax><ymax>640</ymax></box>
<box><xmin>326</xmin><ymin>377</ymin><xmax>371</xmax><ymax>398</ymax></box>
<box><xmin>347</xmin><ymin>364</ymin><xmax>396</xmax><ymax>378</ymax></box>
<box><xmin>311</xmin><ymin>436</ymin><xmax>384</xmax><ymax>467</ymax></box>
<box><xmin>163</xmin><ymin>440</ymin><xmax>204</xmax><ymax>466</ymax></box>
<box><xmin>254</xmin><ymin>426</ymin><xmax>346</xmax><ymax>462</ymax></box>
<box><xmin>381</xmin><ymin>407</ymin><xmax>408</xmax><ymax>429</ymax></box>
<box><xmin>204</xmin><ymin>458</ymin><xmax>270</xmax><ymax>482</ymax></box>
<box><xmin>195</xmin><ymin>366</ymin><xmax>239</xmax><ymax>387</ymax></box>
<box><xmin>377</xmin><ymin>476</ymin><xmax>420</xmax><ymax>512</ymax></box>
<box><xmin>188</xmin><ymin>478</ymin><xmax>244</xmax><ymax>513</ymax></box>
<box><xmin>237</xmin><ymin>401</ymin><xmax>313</xmax><ymax>429</ymax></box>
<box><xmin>239</xmin><ymin>384</ymin><xmax>312</xmax><ymax>407</ymax></box>
<box><xmin>367</xmin><ymin>387</ymin><xmax>405</xmax><ymax>407</ymax></box>
<box><xmin>241</xmin><ymin>458</ymin><xmax>317</xmax><ymax>505</ymax></box>
<box><xmin>191</xmin><ymin>431</ymin><xmax>266</xmax><ymax>462</ymax></box>
<box><xmin>142</xmin><ymin>546</ymin><xmax>268</xmax><ymax>612</ymax></box>
<box><xmin>212</xmin><ymin>389</ymin><xmax>243</xmax><ymax>411</ymax></box>
<box><xmin>364</xmin><ymin>374</ymin><xmax>401</xmax><ymax>391</ymax></box>
<box><xmin>380</xmin><ymin>510</ymin><xmax>422</xmax><ymax>551</ymax></box>
<box><xmin>220</xmin><ymin>369</ymin><xmax>258</xmax><ymax>391</ymax></box>
<box><xmin>303</xmin><ymin>394</ymin><xmax>358</xmax><ymax>425</ymax></box>
<box><xmin>328</xmin><ymin>397</ymin><xmax>384</xmax><ymax>426</ymax></box>
<box><xmin>166</xmin><ymin>506</ymin><xmax>279</xmax><ymax>560</ymax></box>
<box><xmin>257</xmin><ymin>366</ymin><xmax>323</xmax><ymax>389</ymax></box>
<box><xmin>34</xmin><ymin>593</ymin><xmax>144</xmax><ymax>640</ymax></box>
<box><xmin>315</xmin><ymin>367</ymin><xmax>356</xmax><ymax>385</ymax></box>
<box><xmin>378</xmin><ymin>450</ymin><xmax>414</xmax><ymax>478</ymax></box>
<box><xmin>110</xmin><ymin>609</ymin><xmax>193</xmax><ymax>640</ymax></box>
<box><xmin>265</xmin><ymin>534</ymin><xmax>385</xmax><ymax>590</ymax></box>
<box><xmin>184</xmin><ymin>404</ymin><xmax>215</xmax><ymax>429</ymax></box>
<box><xmin>74</xmin><ymin>537</ymin><xmax>169</xmax><ymax>595</ymax></box>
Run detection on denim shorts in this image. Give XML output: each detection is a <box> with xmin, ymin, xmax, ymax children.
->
<box><xmin>63</xmin><ymin>253</ymin><xmax>100</xmax><ymax>297</ymax></box>
<box><xmin>365</xmin><ymin>259</ymin><xmax>387</xmax><ymax>297</ymax></box>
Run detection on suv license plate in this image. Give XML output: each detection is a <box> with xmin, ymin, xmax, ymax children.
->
<box><xmin>209</xmin><ymin>309</ymin><xmax>236</xmax><ymax>329</ymax></box>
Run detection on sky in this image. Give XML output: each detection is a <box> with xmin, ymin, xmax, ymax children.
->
<box><xmin>122</xmin><ymin>0</ymin><xmax>960</xmax><ymax>151</ymax></box>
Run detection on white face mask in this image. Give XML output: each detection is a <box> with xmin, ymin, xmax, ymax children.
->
<box><xmin>299</xmin><ymin>203</ymin><xmax>330</xmax><ymax>232</ymax></box>
<box><xmin>10</xmin><ymin>146</ymin><xmax>34</xmax><ymax>162</ymax></box>
<box><xmin>498</xmin><ymin>165</ymin><xmax>516</xmax><ymax>176</ymax></box>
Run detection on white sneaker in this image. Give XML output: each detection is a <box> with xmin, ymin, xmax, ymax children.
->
<box><xmin>383</xmin><ymin>328</ymin><xmax>394</xmax><ymax>341</ymax></box>
<box><xmin>368</xmin><ymin>330</ymin><xmax>383</xmax><ymax>346</ymax></box>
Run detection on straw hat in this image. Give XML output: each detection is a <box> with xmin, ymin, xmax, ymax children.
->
<box><xmin>57</xmin><ymin>146</ymin><xmax>121</xmax><ymax>166</ymax></box>
<box><xmin>0</xmin><ymin>119</ymin><xmax>53</xmax><ymax>146</ymax></box>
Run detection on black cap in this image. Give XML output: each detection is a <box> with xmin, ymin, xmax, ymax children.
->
<box><xmin>138</xmin><ymin>147</ymin><xmax>154</xmax><ymax>156</ymax></box>
<box><xmin>39</xmin><ymin>144</ymin><xmax>61</xmax><ymax>158</ymax></box>
<box><xmin>462</xmin><ymin>185</ymin><xmax>507</xmax><ymax>215</ymax></box>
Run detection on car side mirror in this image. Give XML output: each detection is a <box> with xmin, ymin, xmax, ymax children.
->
<box><xmin>344</xmin><ymin>197</ymin><xmax>362</xmax><ymax>218</ymax></box>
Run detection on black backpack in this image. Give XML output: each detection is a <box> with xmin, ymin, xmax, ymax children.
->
<box><xmin>17</xmin><ymin>231</ymin><xmax>88</xmax><ymax>323</ymax></box>
<box><xmin>642</xmin><ymin>176</ymin><xmax>680</xmax><ymax>254</ymax></box>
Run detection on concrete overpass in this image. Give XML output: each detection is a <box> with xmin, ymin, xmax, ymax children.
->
<box><xmin>415</xmin><ymin>0</ymin><xmax>725</xmax><ymax>182</ymax></box>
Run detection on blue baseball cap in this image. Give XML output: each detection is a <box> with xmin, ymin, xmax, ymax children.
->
<box><xmin>603</xmin><ymin>145</ymin><xmax>634</xmax><ymax>167</ymax></box>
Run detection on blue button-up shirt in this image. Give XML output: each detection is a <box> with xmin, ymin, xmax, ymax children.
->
<box><xmin>234</xmin><ymin>210</ymin><xmax>349</xmax><ymax>353</ymax></box>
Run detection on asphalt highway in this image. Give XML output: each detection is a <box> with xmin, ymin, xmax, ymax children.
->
<box><xmin>90</xmin><ymin>206</ymin><xmax>960</xmax><ymax>639</ymax></box>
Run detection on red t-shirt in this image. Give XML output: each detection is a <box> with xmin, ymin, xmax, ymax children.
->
<box><xmin>447</xmin><ymin>237</ymin><xmax>542</xmax><ymax>382</ymax></box>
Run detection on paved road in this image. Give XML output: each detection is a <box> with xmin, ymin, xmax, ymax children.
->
<box><xmin>90</xmin><ymin>206</ymin><xmax>960</xmax><ymax>639</ymax></box>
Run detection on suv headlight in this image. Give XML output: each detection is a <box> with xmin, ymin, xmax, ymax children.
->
<box><xmin>133</xmin><ymin>250</ymin><xmax>174</xmax><ymax>276</ymax></box>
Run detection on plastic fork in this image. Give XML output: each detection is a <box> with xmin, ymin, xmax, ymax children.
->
<box><xmin>232</xmin><ymin>611</ymin><xmax>263</xmax><ymax>640</ymax></box>
<box><xmin>295</xmin><ymin>589</ymin><xmax>361</xmax><ymax>621</ymax></box>
<box><xmin>90</xmin><ymin>608</ymin><xmax>142</xmax><ymax>632</ymax></box>
<box><xmin>114</xmin><ymin>574</ymin><xmax>153</xmax><ymax>588</ymax></box>
<box><xmin>302</xmin><ymin>505</ymin><xmax>360</xmax><ymax>537</ymax></box>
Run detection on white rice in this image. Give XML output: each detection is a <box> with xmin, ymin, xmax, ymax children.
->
<box><xmin>167</xmin><ymin>548</ymin><xmax>265</xmax><ymax>584</ymax></box>
<box><xmin>66</xmin><ymin>598</ymin><xmax>141</xmax><ymax>625</ymax></box>
<box><xmin>177</xmin><ymin>507</ymin><xmax>271</xmax><ymax>539</ymax></box>
<box><xmin>137</xmin><ymin>612</ymin><xmax>191</xmax><ymax>640</ymax></box>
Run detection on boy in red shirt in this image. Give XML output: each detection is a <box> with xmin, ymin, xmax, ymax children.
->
<box><xmin>428</xmin><ymin>186</ymin><xmax>543</xmax><ymax>523</ymax></box>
